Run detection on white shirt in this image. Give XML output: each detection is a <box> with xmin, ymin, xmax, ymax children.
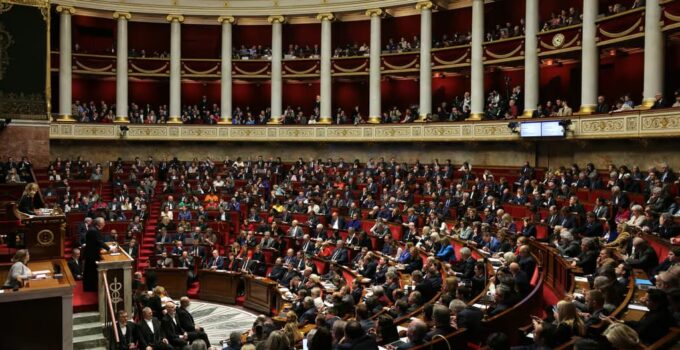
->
<box><xmin>145</xmin><ymin>319</ymin><xmax>154</xmax><ymax>333</ymax></box>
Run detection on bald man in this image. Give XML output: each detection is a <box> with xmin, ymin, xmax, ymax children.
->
<box><xmin>83</xmin><ymin>217</ymin><xmax>113</xmax><ymax>291</ymax></box>
<box><xmin>396</xmin><ymin>319</ymin><xmax>428</xmax><ymax>349</ymax></box>
<box><xmin>509</xmin><ymin>262</ymin><xmax>530</xmax><ymax>296</ymax></box>
<box><xmin>177</xmin><ymin>297</ymin><xmax>211</xmax><ymax>347</ymax></box>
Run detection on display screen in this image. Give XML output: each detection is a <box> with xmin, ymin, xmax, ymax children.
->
<box><xmin>520</xmin><ymin>121</ymin><xmax>565</xmax><ymax>137</ymax></box>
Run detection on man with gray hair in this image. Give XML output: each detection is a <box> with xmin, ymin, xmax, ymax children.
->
<box><xmin>424</xmin><ymin>304</ymin><xmax>455</xmax><ymax>341</ymax></box>
<box><xmin>298</xmin><ymin>296</ymin><xmax>317</xmax><ymax>326</ymax></box>
<box><xmin>83</xmin><ymin>216</ymin><xmax>113</xmax><ymax>291</ymax></box>
<box><xmin>556</xmin><ymin>229</ymin><xmax>580</xmax><ymax>258</ymax></box>
<box><xmin>454</xmin><ymin>247</ymin><xmax>476</xmax><ymax>280</ymax></box>
<box><xmin>396</xmin><ymin>319</ymin><xmax>428</xmax><ymax>349</ymax></box>
<box><xmin>449</xmin><ymin>298</ymin><xmax>484</xmax><ymax>341</ymax></box>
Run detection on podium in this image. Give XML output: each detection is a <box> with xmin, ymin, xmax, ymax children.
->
<box><xmin>199</xmin><ymin>269</ymin><xmax>240</xmax><ymax>304</ymax></box>
<box><xmin>3</xmin><ymin>202</ymin><xmax>66</xmax><ymax>260</ymax></box>
<box><xmin>243</xmin><ymin>275</ymin><xmax>278</xmax><ymax>315</ymax></box>
<box><xmin>0</xmin><ymin>259</ymin><xmax>76</xmax><ymax>350</ymax></box>
<box><xmin>145</xmin><ymin>267</ymin><xmax>189</xmax><ymax>299</ymax></box>
<box><xmin>97</xmin><ymin>245</ymin><xmax>134</xmax><ymax>323</ymax></box>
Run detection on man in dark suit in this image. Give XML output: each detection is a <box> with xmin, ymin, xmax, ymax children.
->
<box><xmin>298</xmin><ymin>297</ymin><xmax>318</xmax><ymax>326</ymax></box>
<box><xmin>509</xmin><ymin>262</ymin><xmax>531</xmax><ymax>296</ymax></box>
<box><xmin>83</xmin><ymin>217</ymin><xmax>112</xmax><ymax>292</ymax></box>
<box><xmin>450</xmin><ymin>300</ymin><xmax>484</xmax><ymax>342</ymax></box>
<box><xmin>424</xmin><ymin>304</ymin><xmax>456</xmax><ymax>341</ymax></box>
<box><xmin>518</xmin><ymin>245</ymin><xmax>536</xmax><ymax>278</ymax></box>
<box><xmin>453</xmin><ymin>247</ymin><xmax>476</xmax><ymax>280</ymax></box>
<box><xmin>329</xmin><ymin>240</ymin><xmax>349</xmax><ymax>266</ymax></box>
<box><xmin>584</xmin><ymin>289</ymin><xmax>608</xmax><ymax>328</ymax></box>
<box><xmin>625</xmin><ymin>237</ymin><xmax>659</xmax><ymax>274</ymax></box>
<box><xmin>68</xmin><ymin>248</ymin><xmax>83</xmax><ymax>280</ymax></box>
<box><xmin>160</xmin><ymin>302</ymin><xmax>189</xmax><ymax>349</ymax></box>
<box><xmin>280</xmin><ymin>264</ymin><xmax>299</xmax><ymax>286</ymax></box>
<box><xmin>337</xmin><ymin>320</ymin><xmax>380</xmax><ymax>350</ymax></box>
<box><xmin>573</xmin><ymin>238</ymin><xmax>599</xmax><ymax>275</ymax></box>
<box><xmin>329</xmin><ymin>212</ymin><xmax>345</xmax><ymax>231</ymax></box>
<box><xmin>77</xmin><ymin>217</ymin><xmax>92</xmax><ymax>246</ymax></box>
<box><xmin>137</xmin><ymin>307</ymin><xmax>172</xmax><ymax>350</ymax></box>
<box><xmin>396</xmin><ymin>319</ymin><xmax>428</xmax><ymax>350</ymax></box>
<box><xmin>112</xmin><ymin>310</ymin><xmax>138</xmax><ymax>350</ymax></box>
<box><xmin>358</xmin><ymin>253</ymin><xmax>378</xmax><ymax>280</ymax></box>
<box><xmin>487</xmin><ymin>284</ymin><xmax>514</xmax><ymax>317</ymax></box>
<box><xmin>205</xmin><ymin>249</ymin><xmax>225</xmax><ymax>270</ymax></box>
<box><xmin>177</xmin><ymin>297</ymin><xmax>211</xmax><ymax>348</ymax></box>
<box><xmin>268</xmin><ymin>258</ymin><xmax>286</xmax><ymax>282</ymax></box>
<box><xmin>577</xmin><ymin>212</ymin><xmax>604</xmax><ymax>238</ymax></box>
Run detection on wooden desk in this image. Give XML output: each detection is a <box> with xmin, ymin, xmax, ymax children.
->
<box><xmin>146</xmin><ymin>267</ymin><xmax>189</xmax><ymax>300</ymax></box>
<box><xmin>198</xmin><ymin>269</ymin><xmax>240</xmax><ymax>304</ymax></box>
<box><xmin>3</xmin><ymin>202</ymin><xmax>66</xmax><ymax>259</ymax></box>
<box><xmin>98</xmin><ymin>246</ymin><xmax>134</xmax><ymax>322</ymax></box>
<box><xmin>244</xmin><ymin>275</ymin><xmax>278</xmax><ymax>315</ymax></box>
<box><xmin>0</xmin><ymin>259</ymin><xmax>76</xmax><ymax>350</ymax></box>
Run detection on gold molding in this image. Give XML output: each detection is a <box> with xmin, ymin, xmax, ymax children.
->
<box><xmin>113</xmin><ymin>11</ymin><xmax>132</xmax><ymax>20</ymax></box>
<box><xmin>316</xmin><ymin>12</ymin><xmax>334</xmax><ymax>21</ymax></box>
<box><xmin>267</xmin><ymin>15</ymin><xmax>285</xmax><ymax>23</ymax></box>
<box><xmin>598</xmin><ymin>18</ymin><xmax>642</xmax><ymax>38</ymax></box>
<box><xmin>415</xmin><ymin>1</ymin><xmax>434</xmax><ymax>10</ymax></box>
<box><xmin>55</xmin><ymin>5</ymin><xmax>76</xmax><ymax>14</ymax></box>
<box><xmin>166</xmin><ymin>14</ymin><xmax>185</xmax><ymax>22</ymax></box>
<box><xmin>365</xmin><ymin>8</ymin><xmax>382</xmax><ymax>17</ymax></box>
<box><xmin>218</xmin><ymin>15</ymin><xmax>235</xmax><ymax>24</ymax></box>
<box><xmin>4</xmin><ymin>0</ymin><xmax>49</xmax><ymax>8</ymax></box>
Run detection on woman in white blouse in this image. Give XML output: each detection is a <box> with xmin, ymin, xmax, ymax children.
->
<box><xmin>3</xmin><ymin>249</ymin><xmax>31</xmax><ymax>289</ymax></box>
<box><xmin>627</xmin><ymin>204</ymin><xmax>646</xmax><ymax>227</ymax></box>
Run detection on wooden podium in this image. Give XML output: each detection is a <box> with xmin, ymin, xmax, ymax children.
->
<box><xmin>243</xmin><ymin>275</ymin><xmax>278</xmax><ymax>315</ymax></box>
<box><xmin>0</xmin><ymin>259</ymin><xmax>76</xmax><ymax>350</ymax></box>
<box><xmin>3</xmin><ymin>202</ymin><xmax>66</xmax><ymax>260</ymax></box>
<box><xmin>146</xmin><ymin>267</ymin><xmax>189</xmax><ymax>299</ymax></box>
<box><xmin>97</xmin><ymin>245</ymin><xmax>134</xmax><ymax>323</ymax></box>
<box><xmin>198</xmin><ymin>269</ymin><xmax>240</xmax><ymax>304</ymax></box>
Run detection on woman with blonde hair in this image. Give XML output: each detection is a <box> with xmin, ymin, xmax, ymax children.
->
<box><xmin>265</xmin><ymin>330</ymin><xmax>292</xmax><ymax>350</ymax></box>
<box><xmin>602</xmin><ymin>323</ymin><xmax>644</xmax><ymax>349</ymax></box>
<box><xmin>553</xmin><ymin>300</ymin><xmax>586</xmax><ymax>344</ymax></box>
<box><xmin>18</xmin><ymin>183</ymin><xmax>43</xmax><ymax>215</ymax></box>
<box><xmin>282</xmin><ymin>312</ymin><xmax>303</xmax><ymax>345</ymax></box>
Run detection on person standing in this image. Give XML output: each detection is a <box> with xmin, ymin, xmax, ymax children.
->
<box><xmin>83</xmin><ymin>217</ymin><xmax>114</xmax><ymax>292</ymax></box>
<box><xmin>2</xmin><ymin>249</ymin><xmax>32</xmax><ymax>289</ymax></box>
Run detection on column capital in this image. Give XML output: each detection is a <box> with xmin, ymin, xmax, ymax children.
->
<box><xmin>316</xmin><ymin>13</ymin><xmax>334</xmax><ymax>21</ymax></box>
<box><xmin>56</xmin><ymin>5</ymin><xmax>76</xmax><ymax>14</ymax></box>
<box><xmin>113</xmin><ymin>11</ymin><xmax>132</xmax><ymax>20</ymax></box>
<box><xmin>415</xmin><ymin>1</ymin><xmax>434</xmax><ymax>10</ymax></box>
<box><xmin>365</xmin><ymin>8</ymin><xmax>383</xmax><ymax>17</ymax></box>
<box><xmin>267</xmin><ymin>15</ymin><xmax>285</xmax><ymax>24</ymax></box>
<box><xmin>166</xmin><ymin>14</ymin><xmax>185</xmax><ymax>23</ymax></box>
<box><xmin>218</xmin><ymin>15</ymin><xmax>235</xmax><ymax>24</ymax></box>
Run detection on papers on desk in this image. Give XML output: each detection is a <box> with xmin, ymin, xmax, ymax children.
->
<box><xmin>488</xmin><ymin>258</ymin><xmax>502</xmax><ymax>265</ymax></box>
<box><xmin>472</xmin><ymin>303</ymin><xmax>489</xmax><ymax>310</ymax></box>
<box><xmin>525</xmin><ymin>333</ymin><xmax>535</xmax><ymax>339</ymax></box>
<box><xmin>32</xmin><ymin>270</ymin><xmax>51</xmax><ymax>276</ymax></box>
<box><xmin>628</xmin><ymin>304</ymin><xmax>650</xmax><ymax>312</ymax></box>
<box><xmin>574</xmin><ymin>276</ymin><xmax>589</xmax><ymax>283</ymax></box>
<box><xmin>397</xmin><ymin>326</ymin><xmax>408</xmax><ymax>333</ymax></box>
<box><xmin>110</xmin><ymin>253</ymin><xmax>121</xmax><ymax>256</ymax></box>
<box><xmin>573</xmin><ymin>292</ymin><xmax>584</xmax><ymax>299</ymax></box>
<box><xmin>33</xmin><ymin>274</ymin><xmax>48</xmax><ymax>280</ymax></box>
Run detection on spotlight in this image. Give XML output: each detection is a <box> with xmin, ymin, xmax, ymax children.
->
<box><xmin>119</xmin><ymin>125</ymin><xmax>130</xmax><ymax>137</ymax></box>
<box><xmin>0</xmin><ymin>118</ymin><xmax>10</xmax><ymax>131</ymax></box>
<box><xmin>507</xmin><ymin>121</ymin><xmax>520</xmax><ymax>134</ymax></box>
<box><xmin>558</xmin><ymin>119</ymin><xmax>572</xmax><ymax>133</ymax></box>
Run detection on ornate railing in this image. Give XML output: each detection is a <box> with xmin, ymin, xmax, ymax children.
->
<box><xmin>49</xmin><ymin>108</ymin><xmax>680</xmax><ymax>142</ymax></box>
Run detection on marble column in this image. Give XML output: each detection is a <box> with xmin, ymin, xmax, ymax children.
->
<box><xmin>56</xmin><ymin>6</ymin><xmax>75</xmax><ymax>122</ymax></box>
<box><xmin>416</xmin><ymin>1</ymin><xmax>433</xmax><ymax>122</ymax></box>
<box><xmin>579</xmin><ymin>0</ymin><xmax>598</xmax><ymax>114</ymax></box>
<box><xmin>114</xmin><ymin>12</ymin><xmax>131</xmax><ymax>123</ymax></box>
<box><xmin>521</xmin><ymin>0</ymin><xmax>539</xmax><ymax>118</ymax></box>
<box><xmin>268</xmin><ymin>16</ymin><xmax>284</xmax><ymax>124</ymax></box>
<box><xmin>167</xmin><ymin>15</ymin><xmax>184</xmax><ymax>124</ymax></box>
<box><xmin>467</xmin><ymin>0</ymin><xmax>484</xmax><ymax>120</ymax></box>
<box><xmin>317</xmin><ymin>13</ymin><xmax>334</xmax><ymax>124</ymax></box>
<box><xmin>366</xmin><ymin>9</ymin><xmax>382</xmax><ymax>124</ymax></box>
<box><xmin>642</xmin><ymin>0</ymin><xmax>664</xmax><ymax>108</ymax></box>
<box><xmin>218</xmin><ymin>16</ymin><xmax>235</xmax><ymax>124</ymax></box>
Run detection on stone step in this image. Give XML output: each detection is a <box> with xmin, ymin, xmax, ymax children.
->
<box><xmin>73</xmin><ymin>311</ymin><xmax>100</xmax><ymax>325</ymax></box>
<box><xmin>73</xmin><ymin>333</ymin><xmax>108</xmax><ymax>350</ymax></box>
<box><xmin>73</xmin><ymin>321</ymin><xmax>103</xmax><ymax>337</ymax></box>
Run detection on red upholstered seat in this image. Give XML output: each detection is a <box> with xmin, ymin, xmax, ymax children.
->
<box><xmin>530</xmin><ymin>266</ymin><xmax>540</xmax><ymax>287</ymax></box>
<box><xmin>536</xmin><ymin>225</ymin><xmax>548</xmax><ymax>240</ymax></box>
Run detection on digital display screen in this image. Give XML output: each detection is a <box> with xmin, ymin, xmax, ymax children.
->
<box><xmin>520</xmin><ymin>121</ymin><xmax>565</xmax><ymax>137</ymax></box>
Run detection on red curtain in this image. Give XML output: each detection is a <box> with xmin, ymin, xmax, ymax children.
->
<box><xmin>72</xmin><ymin>15</ymin><xmax>115</xmax><ymax>54</ymax></box>
<box><xmin>282</xmin><ymin>81</ymin><xmax>320</xmax><ymax>115</ymax></box>
<box><xmin>72</xmin><ymin>76</ymin><xmax>116</xmax><ymax>103</ymax></box>
<box><xmin>182</xmin><ymin>24</ymin><xmax>220</xmax><ymax>59</ymax></box>
<box><xmin>485</xmin><ymin>0</ymin><xmax>525</xmax><ymax>34</ymax></box>
<box><xmin>432</xmin><ymin>74</ymin><xmax>469</xmax><ymax>106</ymax></box>
<box><xmin>129</xmin><ymin>79</ymin><xmax>170</xmax><ymax>107</ymax></box>
<box><xmin>233</xmin><ymin>25</ymin><xmax>272</xmax><ymax>48</ymax></box>
<box><xmin>381</xmin><ymin>78</ymin><xmax>419</xmax><ymax>111</ymax></box>
<box><xmin>332</xmin><ymin>79</ymin><xmax>369</xmax><ymax>114</ymax></box>
<box><xmin>333</xmin><ymin>21</ymin><xmax>370</xmax><ymax>48</ymax></box>
<box><xmin>233</xmin><ymin>81</ymin><xmax>271</xmax><ymax>112</ymax></box>
<box><xmin>382</xmin><ymin>14</ymin><xmax>420</xmax><ymax>43</ymax></box>
<box><xmin>598</xmin><ymin>51</ymin><xmax>644</xmax><ymax>104</ymax></box>
<box><xmin>283</xmin><ymin>23</ymin><xmax>320</xmax><ymax>47</ymax></box>
<box><xmin>128</xmin><ymin>22</ymin><xmax>170</xmax><ymax>54</ymax></box>
<box><xmin>540</xmin><ymin>62</ymin><xmax>581</xmax><ymax>106</ymax></box>
<box><xmin>181</xmin><ymin>80</ymin><xmax>221</xmax><ymax>106</ymax></box>
<box><xmin>432</xmin><ymin>7</ymin><xmax>471</xmax><ymax>39</ymax></box>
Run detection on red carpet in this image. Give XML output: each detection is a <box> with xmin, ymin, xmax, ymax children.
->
<box><xmin>73</xmin><ymin>280</ymin><xmax>99</xmax><ymax>313</ymax></box>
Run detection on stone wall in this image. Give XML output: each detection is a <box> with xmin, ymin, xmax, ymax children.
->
<box><xmin>49</xmin><ymin>138</ymin><xmax>680</xmax><ymax>170</ymax></box>
<box><xmin>1</xmin><ymin>122</ymin><xmax>51</xmax><ymax>167</ymax></box>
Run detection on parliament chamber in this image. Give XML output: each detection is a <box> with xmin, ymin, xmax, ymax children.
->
<box><xmin>2</xmin><ymin>0</ymin><xmax>680</xmax><ymax>349</ymax></box>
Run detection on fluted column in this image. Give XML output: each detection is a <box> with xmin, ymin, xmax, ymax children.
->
<box><xmin>56</xmin><ymin>6</ymin><xmax>75</xmax><ymax>122</ymax></box>
<box><xmin>416</xmin><ymin>1</ymin><xmax>433</xmax><ymax>122</ymax></box>
<box><xmin>579</xmin><ymin>0</ymin><xmax>598</xmax><ymax>114</ymax></box>
<box><xmin>267</xmin><ymin>16</ymin><xmax>285</xmax><ymax>124</ymax></box>
<box><xmin>317</xmin><ymin>13</ymin><xmax>334</xmax><ymax>124</ymax></box>
<box><xmin>167</xmin><ymin>15</ymin><xmax>184</xmax><ymax>123</ymax></box>
<box><xmin>521</xmin><ymin>0</ymin><xmax>539</xmax><ymax>118</ymax></box>
<box><xmin>366</xmin><ymin>9</ymin><xmax>382</xmax><ymax>124</ymax></box>
<box><xmin>467</xmin><ymin>0</ymin><xmax>485</xmax><ymax>120</ymax></box>
<box><xmin>219</xmin><ymin>16</ymin><xmax>235</xmax><ymax>124</ymax></box>
<box><xmin>642</xmin><ymin>0</ymin><xmax>664</xmax><ymax>108</ymax></box>
<box><xmin>114</xmin><ymin>12</ymin><xmax>131</xmax><ymax>123</ymax></box>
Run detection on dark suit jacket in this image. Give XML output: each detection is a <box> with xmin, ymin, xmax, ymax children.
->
<box><xmin>137</xmin><ymin>318</ymin><xmax>168</xmax><ymax>349</ymax></box>
<box><xmin>330</xmin><ymin>247</ymin><xmax>349</xmax><ymax>265</ymax></box>
<box><xmin>424</xmin><ymin>325</ymin><xmax>456</xmax><ymax>341</ymax></box>
<box><xmin>513</xmin><ymin>270</ymin><xmax>531</xmax><ymax>296</ymax></box>
<box><xmin>337</xmin><ymin>334</ymin><xmax>380</xmax><ymax>350</ymax></box>
<box><xmin>627</xmin><ymin>246</ymin><xmax>659</xmax><ymax>273</ymax></box>
<box><xmin>298</xmin><ymin>307</ymin><xmax>317</xmax><ymax>325</ymax></box>
<box><xmin>114</xmin><ymin>321</ymin><xmax>138</xmax><ymax>349</ymax></box>
<box><xmin>68</xmin><ymin>257</ymin><xmax>82</xmax><ymax>278</ymax></box>
<box><xmin>84</xmin><ymin>227</ymin><xmax>110</xmax><ymax>261</ymax></box>
<box><xmin>454</xmin><ymin>257</ymin><xmax>476</xmax><ymax>280</ymax></box>
<box><xmin>177</xmin><ymin>307</ymin><xmax>197</xmax><ymax>332</ymax></box>
<box><xmin>576</xmin><ymin>250</ymin><xmax>598</xmax><ymax>275</ymax></box>
<box><xmin>457</xmin><ymin>306</ymin><xmax>484</xmax><ymax>340</ymax></box>
<box><xmin>160</xmin><ymin>314</ymin><xmax>187</xmax><ymax>347</ymax></box>
<box><xmin>269</xmin><ymin>265</ymin><xmax>285</xmax><ymax>281</ymax></box>
<box><xmin>519</xmin><ymin>256</ymin><xmax>536</xmax><ymax>278</ymax></box>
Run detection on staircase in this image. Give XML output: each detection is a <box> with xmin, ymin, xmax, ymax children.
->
<box><xmin>137</xmin><ymin>197</ymin><xmax>161</xmax><ymax>270</ymax></box>
<box><xmin>73</xmin><ymin>311</ymin><xmax>108</xmax><ymax>350</ymax></box>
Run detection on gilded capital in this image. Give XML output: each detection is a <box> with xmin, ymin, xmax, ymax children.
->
<box><xmin>166</xmin><ymin>14</ymin><xmax>185</xmax><ymax>23</ymax></box>
<box><xmin>415</xmin><ymin>1</ymin><xmax>434</xmax><ymax>10</ymax></box>
<box><xmin>316</xmin><ymin>13</ymin><xmax>334</xmax><ymax>21</ymax></box>
<box><xmin>365</xmin><ymin>8</ymin><xmax>383</xmax><ymax>17</ymax></box>
<box><xmin>267</xmin><ymin>15</ymin><xmax>285</xmax><ymax>24</ymax></box>
<box><xmin>56</xmin><ymin>5</ymin><xmax>76</xmax><ymax>14</ymax></box>
<box><xmin>218</xmin><ymin>16</ymin><xmax>235</xmax><ymax>24</ymax></box>
<box><xmin>113</xmin><ymin>12</ymin><xmax>132</xmax><ymax>20</ymax></box>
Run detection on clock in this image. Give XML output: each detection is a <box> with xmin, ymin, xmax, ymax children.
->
<box><xmin>552</xmin><ymin>33</ymin><xmax>566</xmax><ymax>48</ymax></box>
